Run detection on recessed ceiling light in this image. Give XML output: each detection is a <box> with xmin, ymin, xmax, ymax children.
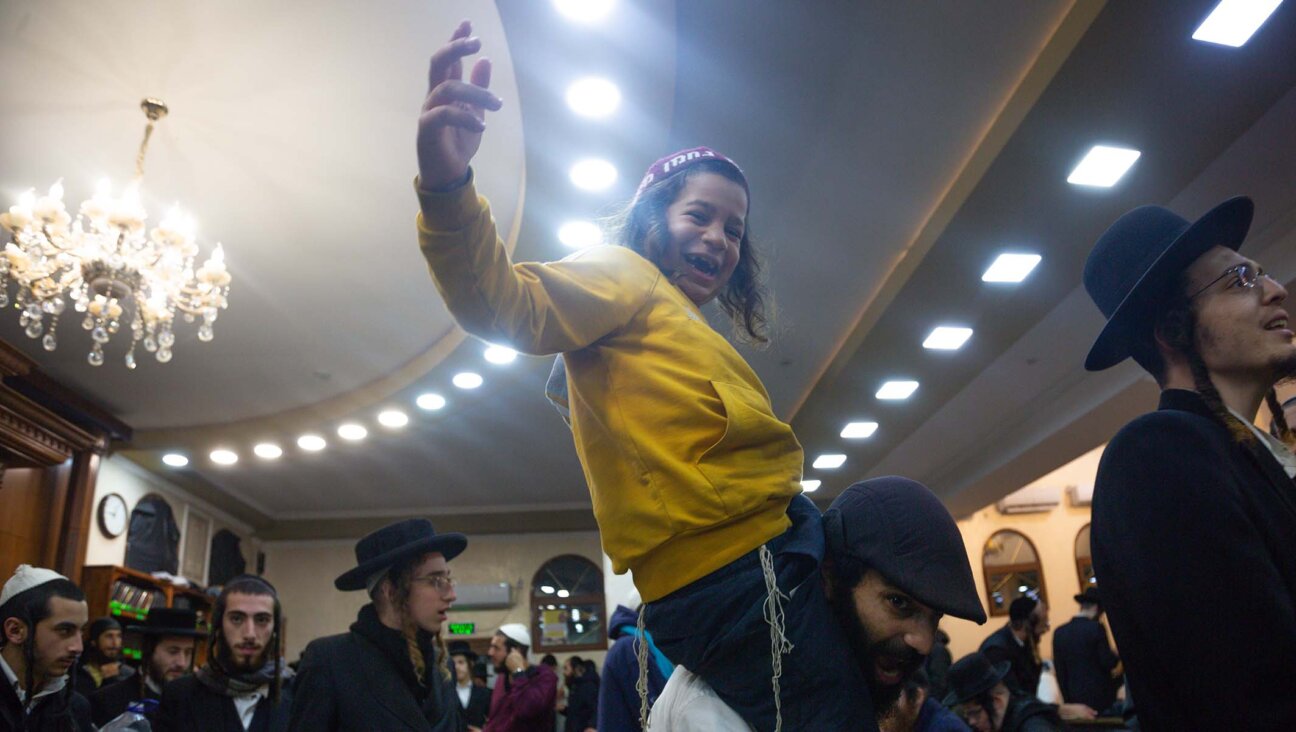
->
<box><xmin>566</xmin><ymin>77</ymin><xmax>621</xmax><ymax>118</ymax></box>
<box><xmin>210</xmin><ymin>449</ymin><xmax>238</xmax><ymax>466</ymax></box>
<box><xmin>337</xmin><ymin>423</ymin><xmax>368</xmax><ymax>441</ymax></box>
<box><xmin>801</xmin><ymin>480</ymin><xmax>822</xmax><ymax>493</ymax></box>
<box><xmin>484</xmin><ymin>345</ymin><xmax>517</xmax><ymax>364</ymax></box>
<box><xmin>416</xmin><ymin>393</ymin><xmax>447</xmax><ymax>411</ymax></box>
<box><xmin>923</xmin><ymin>326</ymin><xmax>974</xmax><ymax>351</ymax></box>
<box><xmin>877</xmin><ymin>381</ymin><xmax>919</xmax><ymax>400</ymax></box>
<box><xmin>297</xmin><ymin>434</ymin><xmax>327</xmax><ymax>452</ymax></box>
<box><xmin>557</xmin><ymin>589</ymin><xmax>571</xmax><ymax>598</ymax></box>
<box><xmin>253</xmin><ymin>443</ymin><xmax>283</xmax><ymax>460</ymax></box>
<box><xmin>841</xmin><ymin>422</ymin><xmax>879</xmax><ymax>439</ymax></box>
<box><xmin>812</xmin><ymin>454</ymin><xmax>847</xmax><ymax>470</ymax></box>
<box><xmin>540</xmin><ymin>585</ymin><xmax>556</xmax><ymax>594</ymax></box>
<box><xmin>1067</xmin><ymin>145</ymin><xmax>1141</xmax><ymax>188</ymax></box>
<box><xmin>162</xmin><ymin>453</ymin><xmax>189</xmax><ymax>468</ymax></box>
<box><xmin>377</xmin><ymin>410</ymin><xmax>409</xmax><ymax>428</ymax></box>
<box><xmin>1192</xmin><ymin>0</ymin><xmax>1282</xmax><ymax>46</ymax></box>
<box><xmin>553</xmin><ymin>0</ymin><xmax>614</xmax><ymax>23</ymax></box>
<box><xmin>569</xmin><ymin>158</ymin><xmax>618</xmax><ymax>191</ymax></box>
<box><xmin>558</xmin><ymin>220</ymin><xmax>603</xmax><ymax>249</ymax></box>
<box><xmin>982</xmin><ymin>253</ymin><xmax>1042</xmax><ymax>283</ymax></box>
<box><xmin>453</xmin><ymin>372</ymin><xmax>483</xmax><ymax>389</ymax></box>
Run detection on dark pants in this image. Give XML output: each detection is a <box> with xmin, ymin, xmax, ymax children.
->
<box><xmin>644</xmin><ymin>494</ymin><xmax>876</xmax><ymax>731</ymax></box>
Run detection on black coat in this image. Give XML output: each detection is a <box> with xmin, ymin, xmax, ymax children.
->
<box><xmin>455</xmin><ymin>684</ymin><xmax>491</xmax><ymax>728</ymax></box>
<box><xmin>1051</xmin><ymin>616</ymin><xmax>1119</xmax><ymax>711</ymax></box>
<box><xmin>288</xmin><ymin>631</ymin><xmax>463</xmax><ymax>732</ymax></box>
<box><xmin>70</xmin><ymin>662</ymin><xmax>132</xmax><ymax>698</ymax></box>
<box><xmin>1093</xmin><ymin>389</ymin><xmax>1296</xmax><ymax>730</ymax></box>
<box><xmin>153</xmin><ymin>674</ymin><xmax>289</xmax><ymax>732</ymax></box>
<box><xmin>562</xmin><ymin>674</ymin><xmax>598</xmax><ymax>732</ymax></box>
<box><xmin>978</xmin><ymin>625</ymin><xmax>1040</xmax><ymax>697</ymax></box>
<box><xmin>88</xmin><ymin>676</ymin><xmax>154</xmax><ymax>728</ymax></box>
<box><xmin>1000</xmin><ymin>695</ymin><xmax>1062</xmax><ymax>732</ymax></box>
<box><xmin>0</xmin><ymin>681</ymin><xmax>91</xmax><ymax>732</ymax></box>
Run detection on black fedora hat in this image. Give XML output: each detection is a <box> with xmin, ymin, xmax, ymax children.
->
<box><xmin>1083</xmin><ymin>196</ymin><xmax>1253</xmax><ymax>371</ymax></box>
<box><xmin>1074</xmin><ymin>586</ymin><xmax>1101</xmax><ymax>605</ymax></box>
<box><xmin>335</xmin><ymin>518</ymin><xmax>467</xmax><ymax>591</ymax></box>
<box><xmin>447</xmin><ymin>640</ymin><xmax>477</xmax><ymax>662</ymax></box>
<box><xmin>127</xmin><ymin>607</ymin><xmax>207</xmax><ymax>638</ymax></box>
<box><xmin>942</xmin><ymin>652</ymin><xmax>1011</xmax><ymax>707</ymax></box>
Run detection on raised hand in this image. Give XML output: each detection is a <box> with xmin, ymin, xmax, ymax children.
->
<box><xmin>417</xmin><ymin>20</ymin><xmax>503</xmax><ymax>191</ymax></box>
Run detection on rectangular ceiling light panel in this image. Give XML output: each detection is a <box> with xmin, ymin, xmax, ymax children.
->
<box><xmin>1192</xmin><ymin>0</ymin><xmax>1283</xmax><ymax>47</ymax></box>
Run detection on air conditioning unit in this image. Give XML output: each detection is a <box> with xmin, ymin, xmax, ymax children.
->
<box><xmin>996</xmin><ymin>484</ymin><xmax>1061</xmax><ymax>515</ymax></box>
<box><xmin>1068</xmin><ymin>482</ymin><xmax>1095</xmax><ymax>507</ymax></box>
<box><xmin>453</xmin><ymin>582</ymin><xmax>514</xmax><ymax>609</ymax></box>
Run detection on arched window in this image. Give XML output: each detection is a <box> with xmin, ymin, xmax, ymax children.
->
<box><xmin>1075</xmin><ymin>523</ymin><xmax>1095</xmax><ymax>591</ymax></box>
<box><xmin>530</xmin><ymin>555</ymin><xmax>607</xmax><ymax>652</ymax></box>
<box><xmin>982</xmin><ymin>530</ymin><xmax>1047</xmax><ymax>616</ymax></box>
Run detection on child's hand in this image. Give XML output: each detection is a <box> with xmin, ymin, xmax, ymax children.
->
<box><xmin>417</xmin><ymin>20</ymin><xmax>503</xmax><ymax>191</ymax></box>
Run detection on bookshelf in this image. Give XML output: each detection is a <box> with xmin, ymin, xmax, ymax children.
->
<box><xmin>81</xmin><ymin>565</ymin><xmax>214</xmax><ymax>662</ymax></box>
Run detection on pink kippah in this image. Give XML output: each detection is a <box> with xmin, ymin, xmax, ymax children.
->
<box><xmin>633</xmin><ymin>146</ymin><xmax>748</xmax><ymax>202</ymax></box>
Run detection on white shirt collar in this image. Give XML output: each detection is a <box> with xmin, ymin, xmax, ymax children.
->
<box><xmin>0</xmin><ymin>652</ymin><xmax>67</xmax><ymax>709</ymax></box>
<box><xmin>1229</xmin><ymin>407</ymin><xmax>1296</xmax><ymax>479</ymax></box>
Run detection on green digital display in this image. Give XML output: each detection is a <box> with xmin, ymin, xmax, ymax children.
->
<box><xmin>448</xmin><ymin>622</ymin><xmax>475</xmax><ymax>635</ymax></box>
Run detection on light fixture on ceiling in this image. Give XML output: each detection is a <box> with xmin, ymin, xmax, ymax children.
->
<box><xmin>540</xmin><ymin>585</ymin><xmax>555</xmax><ymax>594</ymax></box>
<box><xmin>569</xmin><ymin>158</ymin><xmax>618</xmax><ymax>191</ymax></box>
<box><xmin>0</xmin><ymin>99</ymin><xmax>231</xmax><ymax>368</ymax></box>
<box><xmin>877</xmin><ymin>380</ymin><xmax>919</xmax><ymax>400</ymax></box>
<box><xmin>566</xmin><ymin>77</ymin><xmax>621</xmax><ymax>118</ymax></box>
<box><xmin>162</xmin><ymin>453</ymin><xmax>188</xmax><ymax>468</ymax></box>
<box><xmin>923</xmin><ymin>326</ymin><xmax>974</xmax><ymax>351</ymax></box>
<box><xmin>840</xmin><ymin>421</ymin><xmax>879</xmax><ymax>439</ymax></box>
<box><xmin>553</xmin><ymin>0</ymin><xmax>614</xmax><ymax>23</ymax></box>
<box><xmin>557</xmin><ymin>589</ymin><xmax>571</xmax><ymax>598</ymax></box>
<box><xmin>801</xmin><ymin>480</ymin><xmax>822</xmax><ymax>493</ymax></box>
<box><xmin>377</xmin><ymin>409</ymin><xmax>410</xmax><ymax>428</ymax></box>
<box><xmin>1067</xmin><ymin>145</ymin><xmax>1141</xmax><ymax>188</ymax></box>
<box><xmin>253</xmin><ymin>443</ymin><xmax>283</xmax><ymax>460</ymax></box>
<box><xmin>210</xmin><ymin>449</ymin><xmax>238</xmax><ymax>466</ymax></box>
<box><xmin>558</xmin><ymin>220</ymin><xmax>603</xmax><ymax>249</ymax></box>
<box><xmin>982</xmin><ymin>253</ymin><xmax>1041</xmax><ymax>283</ymax></box>
<box><xmin>297</xmin><ymin>434</ymin><xmax>327</xmax><ymax>452</ymax></box>
<box><xmin>1192</xmin><ymin>0</ymin><xmax>1282</xmax><ymax>46</ymax></box>
<box><xmin>812</xmin><ymin>454</ymin><xmax>846</xmax><ymax>470</ymax></box>
<box><xmin>416</xmin><ymin>393</ymin><xmax>447</xmax><ymax>411</ymax></box>
<box><xmin>453</xmin><ymin>372</ymin><xmax>483</xmax><ymax>389</ymax></box>
<box><xmin>337</xmin><ymin>423</ymin><xmax>368</xmax><ymax>441</ymax></box>
<box><xmin>484</xmin><ymin>344</ymin><xmax>518</xmax><ymax>364</ymax></box>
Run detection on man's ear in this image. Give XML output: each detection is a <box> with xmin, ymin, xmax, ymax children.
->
<box><xmin>3</xmin><ymin>617</ymin><xmax>30</xmax><ymax>646</ymax></box>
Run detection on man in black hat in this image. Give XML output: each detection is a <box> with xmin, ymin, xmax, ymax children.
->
<box><xmin>154</xmin><ymin>575</ymin><xmax>291</xmax><ymax>731</ymax></box>
<box><xmin>289</xmin><ymin>518</ymin><xmax>466</xmax><ymax>731</ymax></box>
<box><xmin>944</xmin><ymin>652</ymin><xmax>1062</xmax><ymax>732</ymax></box>
<box><xmin>1050</xmin><ymin>588</ymin><xmax>1119</xmax><ymax>714</ymax></box>
<box><xmin>650</xmin><ymin>477</ymin><xmax>987</xmax><ymax>730</ymax></box>
<box><xmin>977</xmin><ymin>596</ymin><xmax>1048</xmax><ymax>699</ymax></box>
<box><xmin>448</xmin><ymin>640</ymin><xmax>490</xmax><ymax>730</ymax></box>
<box><xmin>90</xmin><ymin>607</ymin><xmax>205</xmax><ymax>727</ymax></box>
<box><xmin>1083</xmin><ymin>196</ymin><xmax>1296</xmax><ymax>730</ymax></box>
<box><xmin>72</xmin><ymin>616</ymin><xmax>134</xmax><ymax>693</ymax></box>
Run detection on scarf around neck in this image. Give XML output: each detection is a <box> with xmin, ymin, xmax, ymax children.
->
<box><xmin>195</xmin><ymin>653</ymin><xmax>278</xmax><ymax>698</ymax></box>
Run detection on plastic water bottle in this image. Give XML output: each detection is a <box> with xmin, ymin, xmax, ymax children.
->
<box><xmin>99</xmin><ymin>699</ymin><xmax>157</xmax><ymax>731</ymax></box>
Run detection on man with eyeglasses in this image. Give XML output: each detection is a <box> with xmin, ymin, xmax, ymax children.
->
<box><xmin>1083</xmin><ymin>196</ymin><xmax>1296</xmax><ymax>731</ymax></box>
<box><xmin>289</xmin><ymin>519</ymin><xmax>467</xmax><ymax>731</ymax></box>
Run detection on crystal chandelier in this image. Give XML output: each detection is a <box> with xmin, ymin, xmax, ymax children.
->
<box><xmin>0</xmin><ymin>99</ymin><xmax>231</xmax><ymax>368</ymax></box>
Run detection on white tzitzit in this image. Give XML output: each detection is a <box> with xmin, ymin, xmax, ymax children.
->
<box><xmin>760</xmin><ymin>544</ymin><xmax>793</xmax><ymax>732</ymax></box>
<box><xmin>636</xmin><ymin>604</ymin><xmax>651</xmax><ymax>729</ymax></box>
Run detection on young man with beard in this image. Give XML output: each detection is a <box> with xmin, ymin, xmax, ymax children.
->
<box><xmin>977</xmin><ymin>596</ymin><xmax>1048</xmax><ymax>698</ymax></box>
<box><xmin>649</xmin><ymin>477</ymin><xmax>986</xmax><ymax>731</ymax></box>
<box><xmin>483</xmin><ymin>625</ymin><xmax>557</xmax><ymax>732</ymax></box>
<box><xmin>560</xmin><ymin>656</ymin><xmax>596</xmax><ymax>732</ymax></box>
<box><xmin>154</xmin><ymin>576</ymin><xmax>290</xmax><ymax>731</ymax></box>
<box><xmin>944</xmin><ymin>652</ymin><xmax>1062</xmax><ymax>732</ymax></box>
<box><xmin>72</xmin><ymin>617</ymin><xmax>133</xmax><ymax>693</ymax></box>
<box><xmin>89</xmin><ymin>608</ymin><xmax>204</xmax><ymax>727</ymax></box>
<box><xmin>289</xmin><ymin>519</ymin><xmax>465</xmax><ymax>732</ymax></box>
<box><xmin>1082</xmin><ymin>196</ymin><xmax>1296</xmax><ymax>730</ymax></box>
<box><xmin>0</xmin><ymin>565</ymin><xmax>92</xmax><ymax>732</ymax></box>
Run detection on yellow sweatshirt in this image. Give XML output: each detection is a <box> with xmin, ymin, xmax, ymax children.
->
<box><xmin>416</xmin><ymin>174</ymin><xmax>801</xmax><ymax>602</ymax></box>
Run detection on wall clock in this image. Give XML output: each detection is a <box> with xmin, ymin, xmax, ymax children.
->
<box><xmin>98</xmin><ymin>493</ymin><xmax>128</xmax><ymax>538</ymax></box>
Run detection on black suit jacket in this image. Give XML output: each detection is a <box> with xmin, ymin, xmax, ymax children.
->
<box><xmin>153</xmin><ymin>675</ymin><xmax>288</xmax><ymax>732</ymax></box>
<box><xmin>88</xmin><ymin>677</ymin><xmax>151</xmax><ymax>728</ymax></box>
<box><xmin>1093</xmin><ymin>389</ymin><xmax>1296</xmax><ymax>730</ymax></box>
<box><xmin>288</xmin><ymin>632</ymin><xmax>462</xmax><ymax>732</ymax></box>
<box><xmin>456</xmin><ymin>684</ymin><xmax>491</xmax><ymax>728</ymax></box>
<box><xmin>978</xmin><ymin>624</ymin><xmax>1040</xmax><ymax>697</ymax></box>
<box><xmin>1051</xmin><ymin>616</ymin><xmax>1118</xmax><ymax>711</ymax></box>
<box><xmin>0</xmin><ymin>681</ymin><xmax>91</xmax><ymax>732</ymax></box>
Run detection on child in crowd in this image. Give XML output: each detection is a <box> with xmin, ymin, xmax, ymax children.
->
<box><xmin>414</xmin><ymin>21</ymin><xmax>874</xmax><ymax>731</ymax></box>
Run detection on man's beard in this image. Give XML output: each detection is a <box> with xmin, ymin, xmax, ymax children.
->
<box><xmin>86</xmin><ymin>644</ymin><xmax>116</xmax><ymax>665</ymax></box>
<box><xmin>830</xmin><ymin>582</ymin><xmax>925</xmax><ymax>719</ymax></box>
<box><xmin>220</xmin><ymin>641</ymin><xmax>269</xmax><ymax>672</ymax></box>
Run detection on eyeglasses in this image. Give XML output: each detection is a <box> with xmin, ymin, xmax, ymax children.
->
<box><xmin>410</xmin><ymin>574</ymin><xmax>457</xmax><ymax>594</ymax></box>
<box><xmin>1188</xmin><ymin>263</ymin><xmax>1267</xmax><ymax>300</ymax></box>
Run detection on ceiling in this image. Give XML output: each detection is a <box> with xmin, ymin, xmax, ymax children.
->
<box><xmin>1</xmin><ymin>0</ymin><xmax>1293</xmax><ymax>538</ymax></box>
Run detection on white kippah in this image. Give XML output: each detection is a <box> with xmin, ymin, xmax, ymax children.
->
<box><xmin>498</xmin><ymin>623</ymin><xmax>532</xmax><ymax>648</ymax></box>
<box><xmin>0</xmin><ymin>565</ymin><xmax>68</xmax><ymax>607</ymax></box>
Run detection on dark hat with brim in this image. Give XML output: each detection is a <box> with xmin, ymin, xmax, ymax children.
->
<box><xmin>1084</xmin><ymin>196</ymin><xmax>1253</xmax><ymax>371</ymax></box>
<box><xmin>447</xmin><ymin>640</ymin><xmax>477</xmax><ymax>662</ymax></box>
<box><xmin>824</xmin><ymin>477</ymin><xmax>987</xmax><ymax>624</ymax></box>
<box><xmin>942</xmin><ymin>652</ymin><xmax>1011</xmax><ymax>707</ymax></box>
<box><xmin>127</xmin><ymin>607</ymin><xmax>207</xmax><ymax>638</ymax></box>
<box><xmin>335</xmin><ymin>518</ymin><xmax>467</xmax><ymax>591</ymax></box>
<box><xmin>1074</xmin><ymin>586</ymin><xmax>1101</xmax><ymax>605</ymax></box>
